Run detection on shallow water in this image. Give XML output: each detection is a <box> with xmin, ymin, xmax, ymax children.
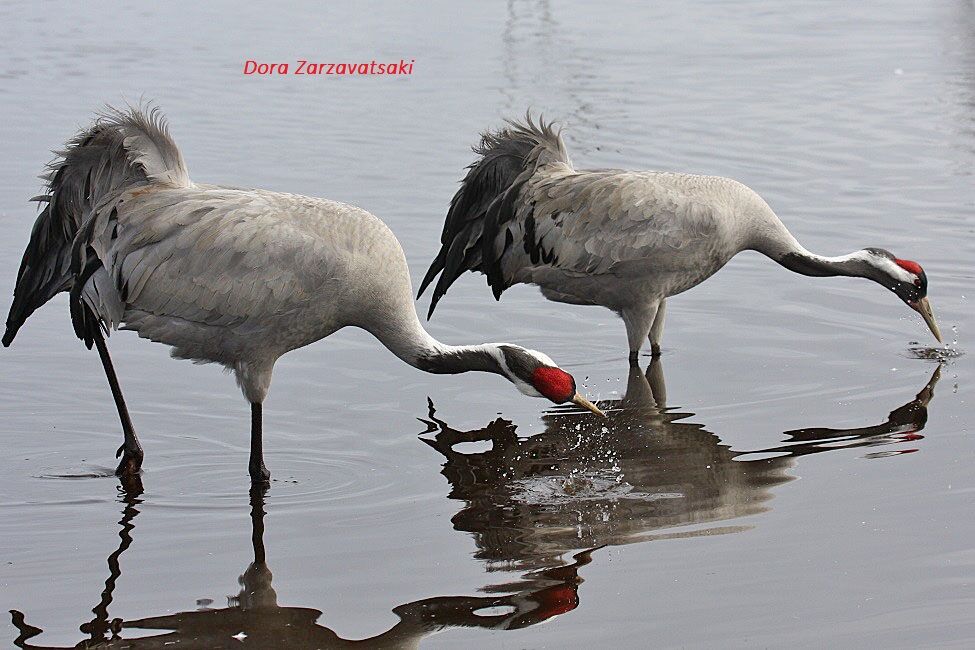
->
<box><xmin>0</xmin><ymin>1</ymin><xmax>973</xmax><ymax>647</ymax></box>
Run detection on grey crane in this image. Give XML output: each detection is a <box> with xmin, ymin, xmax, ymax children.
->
<box><xmin>3</xmin><ymin>106</ymin><xmax>603</xmax><ymax>485</ymax></box>
<box><xmin>419</xmin><ymin>116</ymin><xmax>942</xmax><ymax>363</ymax></box>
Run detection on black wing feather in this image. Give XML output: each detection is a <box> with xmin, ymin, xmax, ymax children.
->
<box><xmin>418</xmin><ymin>114</ymin><xmax>570</xmax><ymax>318</ymax></box>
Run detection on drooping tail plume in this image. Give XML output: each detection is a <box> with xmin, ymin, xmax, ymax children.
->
<box><xmin>3</xmin><ymin>105</ymin><xmax>190</xmax><ymax>347</ymax></box>
<box><xmin>417</xmin><ymin>114</ymin><xmax>570</xmax><ymax>317</ymax></box>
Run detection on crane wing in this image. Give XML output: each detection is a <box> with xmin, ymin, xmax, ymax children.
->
<box><xmin>4</xmin><ymin>106</ymin><xmax>190</xmax><ymax>347</ymax></box>
<box><xmin>419</xmin><ymin>115</ymin><xmax>730</xmax><ymax>315</ymax></box>
<box><xmin>77</xmin><ymin>186</ymin><xmax>337</xmax><ymax>342</ymax></box>
<box><xmin>500</xmin><ymin>169</ymin><xmax>722</xmax><ymax>281</ymax></box>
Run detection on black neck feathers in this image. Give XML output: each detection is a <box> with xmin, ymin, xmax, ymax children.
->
<box><xmin>415</xmin><ymin>347</ymin><xmax>502</xmax><ymax>375</ymax></box>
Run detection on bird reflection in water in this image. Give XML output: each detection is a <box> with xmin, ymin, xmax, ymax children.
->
<box><xmin>420</xmin><ymin>360</ymin><xmax>941</xmax><ymax>571</ymax></box>
<box><xmin>10</xmin><ymin>361</ymin><xmax>941</xmax><ymax>648</ymax></box>
<box><xmin>10</xmin><ymin>484</ymin><xmax>601</xmax><ymax>649</ymax></box>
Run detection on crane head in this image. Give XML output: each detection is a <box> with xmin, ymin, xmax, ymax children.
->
<box><xmin>495</xmin><ymin>345</ymin><xmax>605</xmax><ymax>416</ymax></box>
<box><xmin>863</xmin><ymin>248</ymin><xmax>941</xmax><ymax>343</ymax></box>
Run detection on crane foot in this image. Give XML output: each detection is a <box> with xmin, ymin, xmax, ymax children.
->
<box><xmin>249</xmin><ymin>463</ymin><xmax>271</xmax><ymax>485</ymax></box>
<box><xmin>115</xmin><ymin>444</ymin><xmax>144</xmax><ymax>478</ymax></box>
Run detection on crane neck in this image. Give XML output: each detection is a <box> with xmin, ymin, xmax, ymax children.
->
<box><xmin>749</xmin><ymin>208</ymin><xmax>876</xmax><ymax>279</ymax></box>
<box><xmin>773</xmin><ymin>245</ymin><xmax>874</xmax><ymax>279</ymax></box>
<box><xmin>361</xmin><ymin>307</ymin><xmax>505</xmax><ymax>376</ymax></box>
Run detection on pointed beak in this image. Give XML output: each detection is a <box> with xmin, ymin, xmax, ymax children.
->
<box><xmin>571</xmin><ymin>393</ymin><xmax>607</xmax><ymax>417</ymax></box>
<box><xmin>909</xmin><ymin>297</ymin><xmax>943</xmax><ymax>343</ymax></box>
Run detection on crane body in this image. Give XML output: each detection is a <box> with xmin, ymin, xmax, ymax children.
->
<box><xmin>420</xmin><ymin>116</ymin><xmax>941</xmax><ymax>361</ymax></box>
<box><xmin>4</xmin><ymin>107</ymin><xmax>602</xmax><ymax>485</ymax></box>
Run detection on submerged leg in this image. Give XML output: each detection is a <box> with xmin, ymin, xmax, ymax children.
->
<box><xmin>93</xmin><ymin>331</ymin><xmax>143</xmax><ymax>477</ymax></box>
<box><xmin>622</xmin><ymin>302</ymin><xmax>659</xmax><ymax>366</ymax></box>
<box><xmin>648</xmin><ymin>298</ymin><xmax>667</xmax><ymax>356</ymax></box>
<box><xmin>249</xmin><ymin>402</ymin><xmax>270</xmax><ymax>484</ymax></box>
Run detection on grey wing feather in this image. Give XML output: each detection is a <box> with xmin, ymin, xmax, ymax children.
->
<box><xmin>109</xmin><ymin>106</ymin><xmax>190</xmax><ymax>187</ymax></box>
<box><xmin>503</xmin><ymin>170</ymin><xmax>721</xmax><ymax>280</ymax></box>
<box><xmin>419</xmin><ymin>115</ymin><xmax>723</xmax><ymax>315</ymax></box>
<box><xmin>4</xmin><ymin>104</ymin><xmax>190</xmax><ymax>347</ymax></box>
<box><xmin>78</xmin><ymin>187</ymin><xmax>334</xmax><ymax>360</ymax></box>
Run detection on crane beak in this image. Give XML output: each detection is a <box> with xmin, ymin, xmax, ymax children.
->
<box><xmin>909</xmin><ymin>297</ymin><xmax>942</xmax><ymax>343</ymax></box>
<box><xmin>571</xmin><ymin>393</ymin><xmax>607</xmax><ymax>417</ymax></box>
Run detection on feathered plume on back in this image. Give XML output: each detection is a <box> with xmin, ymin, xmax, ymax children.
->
<box><xmin>3</xmin><ymin>104</ymin><xmax>191</xmax><ymax>346</ymax></box>
<box><xmin>418</xmin><ymin>114</ymin><xmax>570</xmax><ymax>317</ymax></box>
<box><xmin>105</xmin><ymin>106</ymin><xmax>191</xmax><ymax>188</ymax></box>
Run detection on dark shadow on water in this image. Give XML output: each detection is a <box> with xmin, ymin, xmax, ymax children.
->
<box><xmin>12</xmin><ymin>476</ymin><xmax>143</xmax><ymax>648</ymax></box>
<box><xmin>10</xmin><ymin>483</ymin><xmax>601</xmax><ymax>649</ymax></box>
<box><xmin>9</xmin><ymin>361</ymin><xmax>941</xmax><ymax>648</ymax></box>
<box><xmin>420</xmin><ymin>360</ymin><xmax>941</xmax><ymax>571</ymax></box>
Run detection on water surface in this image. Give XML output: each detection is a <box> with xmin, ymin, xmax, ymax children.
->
<box><xmin>1</xmin><ymin>1</ymin><xmax>972</xmax><ymax>647</ymax></box>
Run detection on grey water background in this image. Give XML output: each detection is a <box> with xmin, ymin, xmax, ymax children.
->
<box><xmin>0</xmin><ymin>0</ymin><xmax>972</xmax><ymax>647</ymax></box>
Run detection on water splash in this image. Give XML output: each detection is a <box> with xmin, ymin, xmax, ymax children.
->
<box><xmin>906</xmin><ymin>346</ymin><xmax>964</xmax><ymax>362</ymax></box>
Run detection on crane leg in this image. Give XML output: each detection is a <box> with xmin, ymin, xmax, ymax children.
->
<box><xmin>622</xmin><ymin>302</ymin><xmax>659</xmax><ymax>366</ymax></box>
<box><xmin>249</xmin><ymin>402</ymin><xmax>270</xmax><ymax>484</ymax></box>
<box><xmin>648</xmin><ymin>298</ymin><xmax>667</xmax><ymax>356</ymax></box>
<box><xmin>93</xmin><ymin>331</ymin><xmax>143</xmax><ymax>478</ymax></box>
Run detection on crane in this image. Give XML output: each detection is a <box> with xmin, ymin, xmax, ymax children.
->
<box><xmin>3</xmin><ymin>106</ymin><xmax>603</xmax><ymax>485</ymax></box>
<box><xmin>419</xmin><ymin>115</ymin><xmax>942</xmax><ymax>363</ymax></box>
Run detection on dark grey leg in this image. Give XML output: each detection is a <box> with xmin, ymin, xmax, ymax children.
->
<box><xmin>93</xmin><ymin>331</ymin><xmax>143</xmax><ymax>478</ymax></box>
<box><xmin>249</xmin><ymin>402</ymin><xmax>270</xmax><ymax>484</ymax></box>
<box><xmin>623</xmin><ymin>302</ymin><xmax>660</xmax><ymax>367</ymax></box>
